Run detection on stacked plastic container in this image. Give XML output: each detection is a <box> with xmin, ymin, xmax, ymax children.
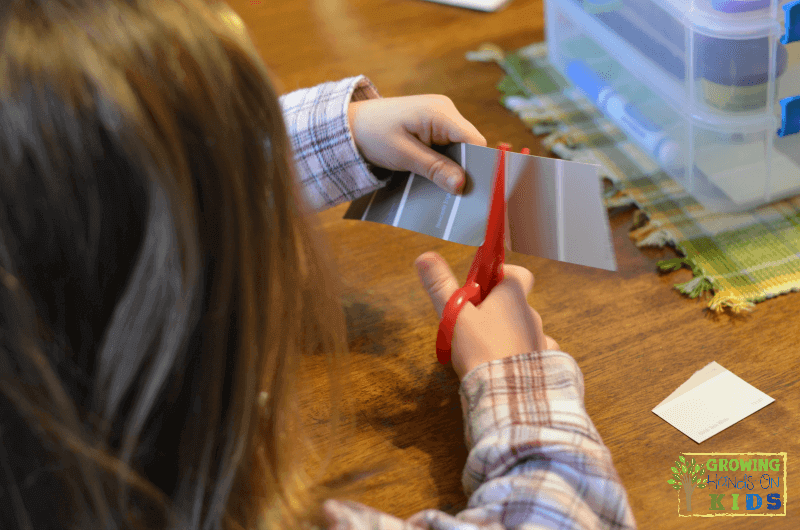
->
<box><xmin>545</xmin><ymin>0</ymin><xmax>800</xmax><ymax>212</ymax></box>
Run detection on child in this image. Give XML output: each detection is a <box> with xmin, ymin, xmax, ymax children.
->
<box><xmin>0</xmin><ymin>1</ymin><xmax>636</xmax><ymax>529</ymax></box>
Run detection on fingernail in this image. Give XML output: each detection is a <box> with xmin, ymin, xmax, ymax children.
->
<box><xmin>446</xmin><ymin>172</ymin><xmax>462</xmax><ymax>194</ymax></box>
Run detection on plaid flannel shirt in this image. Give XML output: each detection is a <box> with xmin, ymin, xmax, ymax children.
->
<box><xmin>280</xmin><ymin>76</ymin><xmax>388</xmax><ymax>211</ymax></box>
<box><xmin>280</xmin><ymin>77</ymin><xmax>637</xmax><ymax>530</ymax></box>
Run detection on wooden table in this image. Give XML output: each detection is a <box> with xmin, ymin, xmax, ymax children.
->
<box><xmin>230</xmin><ymin>1</ymin><xmax>798</xmax><ymax>527</ymax></box>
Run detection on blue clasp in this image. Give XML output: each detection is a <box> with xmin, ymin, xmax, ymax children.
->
<box><xmin>777</xmin><ymin>95</ymin><xmax>800</xmax><ymax>137</ymax></box>
<box><xmin>781</xmin><ymin>0</ymin><xmax>800</xmax><ymax>45</ymax></box>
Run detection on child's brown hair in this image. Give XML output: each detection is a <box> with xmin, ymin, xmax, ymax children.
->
<box><xmin>0</xmin><ymin>0</ymin><xmax>384</xmax><ymax>528</ymax></box>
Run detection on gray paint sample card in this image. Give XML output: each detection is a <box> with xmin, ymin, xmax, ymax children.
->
<box><xmin>344</xmin><ymin>143</ymin><xmax>616</xmax><ymax>271</ymax></box>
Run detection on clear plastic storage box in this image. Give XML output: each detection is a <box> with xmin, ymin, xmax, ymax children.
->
<box><xmin>545</xmin><ymin>0</ymin><xmax>800</xmax><ymax>212</ymax></box>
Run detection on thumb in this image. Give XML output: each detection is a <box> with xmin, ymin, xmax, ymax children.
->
<box><xmin>415</xmin><ymin>251</ymin><xmax>462</xmax><ymax>318</ymax></box>
<box><xmin>401</xmin><ymin>139</ymin><xmax>467</xmax><ymax>194</ymax></box>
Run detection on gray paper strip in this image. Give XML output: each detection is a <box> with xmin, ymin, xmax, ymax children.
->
<box><xmin>344</xmin><ymin>143</ymin><xmax>617</xmax><ymax>271</ymax></box>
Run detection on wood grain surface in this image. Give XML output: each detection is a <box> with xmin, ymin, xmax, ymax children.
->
<box><xmin>229</xmin><ymin>0</ymin><xmax>799</xmax><ymax>527</ymax></box>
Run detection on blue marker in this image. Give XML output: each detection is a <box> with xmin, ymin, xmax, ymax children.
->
<box><xmin>565</xmin><ymin>60</ymin><xmax>681</xmax><ymax>167</ymax></box>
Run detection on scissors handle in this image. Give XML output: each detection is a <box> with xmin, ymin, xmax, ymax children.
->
<box><xmin>435</xmin><ymin>282</ymin><xmax>479</xmax><ymax>364</ymax></box>
<box><xmin>436</xmin><ymin>145</ymin><xmax>512</xmax><ymax>365</ymax></box>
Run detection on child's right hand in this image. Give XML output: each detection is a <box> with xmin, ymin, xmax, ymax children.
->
<box><xmin>415</xmin><ymin>252</ymin><xmax>559</xmax><ymax>381</ymax></box>
<box><xmin>348</xmin><ymin>95</ymin><xmax>486</xmax><ymax>194</ymax></box>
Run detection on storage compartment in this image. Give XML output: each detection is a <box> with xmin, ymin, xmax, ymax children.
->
<box><xmin>545</xmin><ymin>0</ymin><xmax>800</xmax><ymax>212</ymax></box>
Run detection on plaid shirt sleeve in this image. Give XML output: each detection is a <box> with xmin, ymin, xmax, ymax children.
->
<box><xmin>279</xmin><ymin>76</ymin><xmax>387</xmax><ymax>211</ymax></box>
<box><xmin>323</xmin><ymin>351</ymin><xmax>637</xmax><ymax>530</ymax></box>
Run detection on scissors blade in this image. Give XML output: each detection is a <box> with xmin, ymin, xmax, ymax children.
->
<box><xmin>466</xmin><ymin>145</ymin><xmax>507</xmax><ymax>303</ymax></box>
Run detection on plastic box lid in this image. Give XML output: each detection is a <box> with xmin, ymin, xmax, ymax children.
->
<box><xmin>547</xmin><ymin>0</ymin><xmax>800</xmax><ymax>211</ymax></box>
<box><xmin>652</xmin><ymin>0</ymin><xmax>787</xmax><ymax>35</ymax></box>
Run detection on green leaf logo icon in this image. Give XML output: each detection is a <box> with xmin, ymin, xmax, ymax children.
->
<box><xmin>669</xmin><ymin>454</ymin><xmax>705</xmax><ymax>512</ymax></box>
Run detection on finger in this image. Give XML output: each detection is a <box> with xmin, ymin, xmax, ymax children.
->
<box><xmin>535</xmin><ymin>312</ymin><xmax>549</xmax><ymax>352</ymax></box>
<box><xmin>397</xmin><ymin>137</ymin><xmax>467</xmax><ymax>194</ymax></box>
<box><xmin>544</xmin><ymin>335</ymin><xmax>560</xmax><ymax>351</ymax></box>
<box><xmin>483</xmin><ymin>265</ymin><xmax>534</xmax><ymax>307</ymax></box>
<box><xmin>501</xmin><ymin>264</ymin><xmax>534</xmax><ymax>296</ymax></box>
<box><xmin>415</xmin><ymin>251</ymin><xmax>462</xmax><ymax>318</ymax></box>
<box><xmin>431</xmin><ymin>102</ymin><xmax>487</xmax><ymax>147</ymax></box>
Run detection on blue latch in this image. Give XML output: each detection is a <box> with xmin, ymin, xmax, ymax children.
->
<box><xmin>781</xmin><ymin>0</ymin><xmax>800</xmax><ymax>45</ymax></box>
<box><xmin>777</xmin><ymin>95</ymin><xmax>800</xmax><ymax>137</ymax></box>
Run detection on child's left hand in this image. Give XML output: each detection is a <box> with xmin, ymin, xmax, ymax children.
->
<box><xmin>348</xmin><ymin>95</ymin><xmax>487</xmax><ymax>195</ymax></box>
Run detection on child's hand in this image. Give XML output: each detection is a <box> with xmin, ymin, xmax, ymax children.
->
<box><xmin>348</xmin><ymin>96</ymin><xmax>487</xmax><ymax>195</ymax></box>
<box><xmin>415</xmin><ymin>251</ymin><xmax>559</xmax><ymax>381</ymax></box>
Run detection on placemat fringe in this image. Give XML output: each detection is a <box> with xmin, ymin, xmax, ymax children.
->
<box><xmin>657</xmin><ymin>257</ymin><xmax>689</xmax><ymax>273</ymax></box>
<box><xmin>630</xmin><ymin>220</ymin><xmax>678</xmax><ymax>248</ymax></box>
<box><xmin>675</xmin><ymin>276</ymin><xmax>715</xmax><ymax>300</ymax></box>
<box><xmin>709</xmin><ymin>292</ymin><xmax>756</xmax><ymax>313</ymax></box>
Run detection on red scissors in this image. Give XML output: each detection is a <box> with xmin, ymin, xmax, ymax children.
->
<box><xmin>436</xmin><ymin>144</ymin><xmax>529</xmax><ymax>364</ymax></box>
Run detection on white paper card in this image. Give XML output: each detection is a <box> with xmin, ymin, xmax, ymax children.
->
<box><xmin>652</xmin><ymin>362</ymin><xmax>774</xmax><ymax>444</ymax></box>
<box><xmin>419</xmin><ymin>0</ymin><xmax>511</xmax><ymax>12</ymax></box>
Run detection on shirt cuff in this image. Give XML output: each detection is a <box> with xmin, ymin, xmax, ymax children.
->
<box><xmin>280</xmin><ymin>75</ymin><xmax>388</xmax><ymax>211</ymax></box>
<box><xmin>349</xmin><ymin>79</ymin><xmax>396</xmax><ymax>182</ymax></box>
<box><xmin>459</xmin><ymin>351</ymin><xmax>603</xmax><ymax>490</ymax></box>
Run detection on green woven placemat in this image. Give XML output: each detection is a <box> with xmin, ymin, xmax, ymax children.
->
<box><xmin>467</xmin><ymin>42</ymin><xmax>800</xmax><ymax>313</ymax></box>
